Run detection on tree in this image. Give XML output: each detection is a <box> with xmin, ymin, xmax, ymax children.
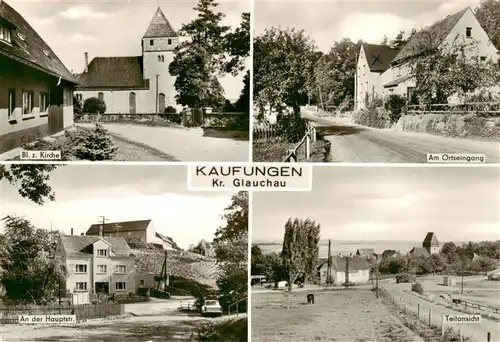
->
<box><xmin>169</xmin><ymin>0</ymin><xmax>230</xmax><ymax>109</ymax></box>
<box><xmin>253</xmin><ymin>27</ymin><xmax>316</xmax><ymax>121</ymax></box>
<box><xmin>213</xmin><ymin>191</ymin><xmax>248</xmax><ymax>311</ymax></box>
<box><xmin>0</xmin><ymin>164</ymin><xmax>59</xmax><ymax>205</ymax></box>
<box><xmin>281</xmin><ymin>218</ymin><xmax>320</xmax><ymax>291</ymax></box>
<box><xmin>0</xmin><ymin>216</ymin><xmax>66</xmax><ymax>304</ymax></box>
<box><xmin>190</xmin><ymin>239</ymin><xmax>215</xmax><ymax>257</ymax></box>
<box><xmin>233</xmin><ymin>70</ymin><xmax>250</xmax><ymax>113</ymax></box>
<box><xmin>83</xmin><ymin>97</ymin><xmax>106</xmax><ymax>114</ymax></box>
<box><xmin>73</xmin><ymin>123</ymin><xmax>118</xmax><ymax>161</ymax></box>
<box><xmin>475</xmin><ymin>0</ymin><xmax>500</xmax><ymax>50</ymax></box>
<box><xmin>223</xmin><ymin>12</ymin><xmax>250</xmax><ymax>75</ymax></box>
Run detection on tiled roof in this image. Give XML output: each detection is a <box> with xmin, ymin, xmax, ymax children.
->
<box><xmin>86</xmin><ymin>219</ymin><xmax>151</xmax><ymax>235</ymax></box>
<box><xmin>0</xmin><ymin>1</ymin><xmax>76</xmax><ymax>83</ymax></box>
<box><xmin>383</xmin><ymin>74</ymin><xmax>413</xmax><ymax>88</ymax></box>
<box><xmin>356</xmin><ymin>248</ymin><xmax>375</xmax><ymax>257</ymax></box>
<box><xmin>60</xmin><ymin>235</ymin><xmax>132</xmax><ymax>257</ymax></box>
<box><xmin>423</xmin><ymin>232</ymin><xmax>439</xmax><ymax>247</ymax></box>
<box><xmin>362</xmin><ymin>44</ymin><xmax>401</xmax><ymax>72</ymax></box>
<box><xmin>318</xmin><ymin>255</ymin><xmax>370</xmax><ymax>272</ymax></box>
<box><xmin>155</xmin><ymin>232</ymin><xmax>175</xmax><ymax>246</ymax></box>
<box><xmin>76</xmin><ymin>56</ymin><xmax>149</xmax><ymax>89</ymax></box>
<box><xmin>409</xmin><ymin>247</ymin><xmax>430</xmax><ymax>258</ymax></box>
<box><xmin>143</xmin><ymin>7</ymin><xmax>177</xmax><ymax>38</ymax></box>
<box><xmin>392</xmin><ymin>7</ymin><xmax>469</xmax><ymax>64</ymax></box>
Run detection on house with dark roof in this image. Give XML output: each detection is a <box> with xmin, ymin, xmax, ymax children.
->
<box><xmin>408</xmin><ymin>232</ymin><xmax>440</xmax><ymax>258</ymax></box>
<box><xmin>75</xmin><ymin>7</ymin><xmax>180</xmax><ymax>115</ymax></box>
<box><xmin>355</xmin><ymin>7</ymin><xmax>499</xmax><ymax>110</ymax></box>
<box><xmin>356</xmin><ymin>248</ymin><xmax>376</xmax><ymax>259</ymax></box>
<box><xmin>317</xmin><ymin>254</ymin><xmax>370</xmax><ymax>285</ymax></box>
<box><xmin>57</xmin><ymin>234</ymin><xmax>136</xmax><ymax>297</ymax></box>
<box><xmin>0</xmin><ymin>0</ymin><xmax>77</xmax><ymax>154</ymax></box>
<box><xmin>85</xmin><ymin>219</ymin><xmax>175</xmax><ymax>250</ymax></box>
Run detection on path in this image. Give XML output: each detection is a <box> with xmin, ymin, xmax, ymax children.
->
<box><xmin>78</xmin><ymin>123</ymin><xmax>249</xmax><ymax>162</ymax></box>
<box><xmin>301</xmin><ymin>110</ymin><xmax>500</xmax><ymax>163</ymax></box>
<box><xmin>383</xmin><ymin>283</ymin><xmax>500</xmax><ymax>341</ymax></box>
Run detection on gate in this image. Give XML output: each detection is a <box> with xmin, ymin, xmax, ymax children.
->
<box><xmin>48</xmin><ymin>105</ymin><xmax>64</xmax><ymax>135</ymax></box>
<box><xmin>182</xmin><ymin>108</ymin><xmax>203</xmax><ymax>127</ymax></box>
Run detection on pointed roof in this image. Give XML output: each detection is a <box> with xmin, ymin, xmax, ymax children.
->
<box><xmin>361</xmin><ymin>44</ymin><xmax>401</xmax><ymax>73</ymax></box>
<box><xmin>423</xmin><ymin>232</ymin><xmax>439</xmax><ymax>247</ymax></box>
<box><xmin>391</xmin><ymin>7</ymin><xmax>470</xmax><ymax>64</ymax></box>
<box><xmin>143</xmin><ymin>7</ymin><xmax>177</xmax><ymax>38</ymax></box>
<box><xmin>86</xmin><ymin>219</ymin><xmax>152</xmax><ymax>235</ymax></box>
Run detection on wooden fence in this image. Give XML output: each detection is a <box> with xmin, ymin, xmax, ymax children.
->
<box><xmin>0</xmin><ymin>303</ymin><xmax>124</xmax><ymax>324</ymax></box>
<box><xmin>407</xmin><ymin>102</ymin><xmax>500</xmax><ymax>115</ymax></box>
<box><xmin>283</xmin><ymin>121</ymin><xmax>317</xmax><ymax>162</ymax></box>
<box><xmin>379</xmin><ymin>286</ymin><xmax>494</xmax><ymax>342</ymax></box>
<box><xmin>253</xmin><ymin>123</ymin><xmax>280</xmax><ymax>141</ymax></box>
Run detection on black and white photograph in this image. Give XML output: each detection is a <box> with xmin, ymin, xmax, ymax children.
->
<box><xmin>0</xmin><ymin>0</ymin><xmax>250</xmax><ymax>162</ymax></box>
<box><xmin>252</xmin><ymin>0</ymin><xmax>500</xmax><ymax>163</ymax></box>
<box><xmin>0</xmin><ymin>164</ymin><xmax>248</xmax><ymax>341</ymax></box>
<box><xmin>251</xmin><ymin>166</ymin><xmax>500</xmax><ymax>341</ymax></box>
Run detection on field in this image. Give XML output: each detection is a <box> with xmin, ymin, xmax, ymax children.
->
<box><xmin>251</xmin><ymin>288</ymin><xmax>424</xmax><ymax>342</ymax></box>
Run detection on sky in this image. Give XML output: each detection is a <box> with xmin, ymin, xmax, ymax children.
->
<box><xmin>255</xmin><ymin>0</ymin><xmax>481</xmax><ymax>52</ymax></box>
<box><xmin>7</xmin><ymin>0</ymin><xmax>248</xmax><ymax>101</ymax></box>
<box><xmin>253</xmin><ymin>166</ymin><xmax>500</xmax><ymax>243</ymax></box>
<box><xmin>0</xmin><ymin>164</ymin><xmax>237</xmax><ymax>249</ymax></box>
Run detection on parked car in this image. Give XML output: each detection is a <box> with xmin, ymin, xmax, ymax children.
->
<box><xmin>201</xmin><ymin>299</ymin><xmax>222</xmax><ymax>317</ymax></box>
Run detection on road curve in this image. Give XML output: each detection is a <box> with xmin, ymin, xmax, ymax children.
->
<box><xmin>302</xmin><ymin>112</ymin><xmax>500</xmax><ymax>163</ymax></box>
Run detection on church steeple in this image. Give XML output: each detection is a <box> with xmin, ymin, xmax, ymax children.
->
<box><xmin>143</xmin><ymin>7</ymin><xmax>177</xmax><ymax>38</ymax></box>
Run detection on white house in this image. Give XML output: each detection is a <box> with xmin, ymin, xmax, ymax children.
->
<box><xmin>355</xmin><ymin>7</ymin><xmax>500</xmax><ymax>108</ymax></box>
<box><xmin>317</xmin><ymin>254</ymin><xmax>370</xmax><ymax>286</ymax></box>
<box><xmin>85</xmin><ymin>219</ymin><xmax>176</xmax><ymax>250</ymax></box>
<box><xmin>75</xmin><ymin>7</ymin><xmax>181</xmax><ymax>114</ymax></box>
<box><xmin>57</xmin><ymin>235</ymin><xmax>136</xmax><ymax>298</ymax></box>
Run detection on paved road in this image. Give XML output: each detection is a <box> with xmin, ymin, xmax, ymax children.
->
<box><xmin>383</xmin><ymin>283</ymin><xmax>500</xmax><ymax>342</ymax></box>
<box><xmin>78</xmin><ymin>123</ymin><xmax>249</xmax><ymax>162</ymax></box>
<box><xmin>302</xmin><ymin>111</ymin><xmax>500</xmax><ymax>163</ymax></box>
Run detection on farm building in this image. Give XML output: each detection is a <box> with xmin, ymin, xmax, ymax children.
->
<box><xmin>356</xmin><ymin>248</ymin><xmax>376</xmax><ymax>259</ymax></box>
<box><xmin>381</xmin><ymin>249</ymin><xmax>399</xmax><ymax>259</ymax></box>
<box><xmin>75</xmin><ymin>7</ymin><xmax>181</xmax><ymax>114</ymax></box>
<box><xmin>408</xmin><ymin>232</ymin><xmax>440</xmax><ymax>257</ymax></box>
<box><xmin>317</xmin><ymin>255</ymin><xmax>370</xmax><ymax>285</ymax></box>
<box><xmin>355</xmin><ymin>6</ymin><xmax>499</xmax><ymax>110</ymax></box>
<box><xmin>0</xmin><ymin>0</ymin><xmax>76</xmax><ymax>154</ymax></box>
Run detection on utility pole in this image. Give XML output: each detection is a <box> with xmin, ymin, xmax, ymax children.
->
<box><xmin>326</xmin><ymin>239</ymin><xmax>332</xmax><ymax>285</ymax></box>
<box><xmin>156</xmin><ymin>74</ymin><xmax>159</xmax><ymax>116</ymax></box>
<box><xmin>164</xmin><ymin>248</ymin><xmax>168</xmax><ymax>294</ymax></box>
<box><xmin>375</xmin><ymin>256</ymin><xmax>379</xmax><ymax>298</ymax></box>
<box><xmin>345</xmin><ymin>254</ymin><xmax>350</xmax><ymax>284</ymax></box>
<box><xmin>98</xmin><ymin>216</ymin><xmax>108</xmax><ymax>237</ymax></box>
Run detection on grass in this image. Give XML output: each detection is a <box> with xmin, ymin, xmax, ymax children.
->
<box><xmin>252</xmin><ymin>139</ymin><xmax>330</xmax><ymax>162</ymax></box>
<box><xmin>252</xmin><ymin>289</ymin><xmax>423</xmax><ymax>342</ymax></box>
<box><xmin>192</xmin><ymin>317</ymin><xmax>247</xmax><ymax>341</ymax></box>
<box><xmin>202</xmin><ymin>128</ymin><xmax>249</xmax><ymax>141</ymax></box>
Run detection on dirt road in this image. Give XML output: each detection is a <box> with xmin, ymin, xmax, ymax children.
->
<box><xmin>301</xmin><ymin>112</ymin><xmax>500</xmax><ymax>163</ymax></box>
<box><xmin>0</xmin><ymin>297</ymin><xmax>218</xmax><ymax>342</ymax></box>
<box><xmin>383</xmin><ymin>283</ymin><xmax>500</xmax><ymax>342</ymax></box>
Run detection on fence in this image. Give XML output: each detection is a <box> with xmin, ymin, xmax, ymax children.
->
<box><xmin>228</xmin><ymin>297</ymin><xmax>247</xmax><ymax>317</ymax></box>
<box><xmin>0</xmin><ymin>303</ymin><xmax>124</xmax><ymax>324</ymax></box>
<box><xmin>283</xmin><ymin>121</ymin><xmax>317</xmax><ymax>162</ymax></box>
<box><xmin>253</xmin><ymin>123</ymin><xmax>280</xmax><ymax>141</ymax></box>
<box><xmin>378</xmin><ymin>286</ymin><xmax>495</xmax><ymax>342</ymax></box>
<box><xmin>407</xmin><ymin>102</ymin><xmax>500</xmax><ymax>115</ymax></box>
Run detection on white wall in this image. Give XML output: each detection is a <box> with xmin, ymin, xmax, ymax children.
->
<box><xmin>76</xmin><ymin>89</ymin><xmax>150</xmax><ymax>114</ymax></box>
<box><xmin>65</xmin><ymin>257</ymin><xmax>92</xmax><ymax>292</ymax></box>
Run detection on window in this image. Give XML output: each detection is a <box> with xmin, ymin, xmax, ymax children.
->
<box><xmin>466</xmin><ymin>27</ymin><xmax>472</xmax><ymax>38</ymax></box>
<box><xmin>75</xmin><ymin>264</ymin><xmax>87</xmax><ymax>273</ymax></box>
<box><xmin>8</xmin><ymin>89</ymin><xmax>15</xmax><ymax>119</ymax></box>
<box><xmin>158</xmin><ymin>93</ymin><xmax>166</xmax><ymax>113</ymax></box>
<box><xmin>115</xmin><ymin>265</ymin><xmax>126</xmax><ymax>274</ymax></box>
<box><xmin>150</xmin><ymin>39</ymin><xmax>154</xmax><ymax>46</ymax></box>
<box><xmin>98</xmin><ymin>92</ymin><xmax>104</xmax><ymax>102</ymax></box>
<box><xmin>97</xmin><ymin>265</ymin><xmax>107</xmax><ymax>274</ymax></box>
<box><xmin>480</xmin><ymin>56</ymin><xmax>487</xmax><ymax>62</ymax></box>
<box><xmin>158</xmin><ymin>55</ymin><xmax>164</xmax><ymax>62</ymax></box>
<box><xmin>0</xmin><ymin>25</ymin><xmax>11</xmax><ymax>43</ymax></box>
<box><xmin>140</xmin><ymin>280</ymin><xmax>145</xmax><ymax>287</ymax></box>
<box><xmin>97</xmin><ymin>249</ymin><xmax>108</xmax><ymax>256</ymax></box>
<box><xmin>168</xmin><ymin>39</ymin><xmax>172</xmax><ymax>45</ymax></box>
<box><xmin>129</xmin><ymin>92</ymin><xmax>136</xmax><ymax>114</ymax></box>
<box><xmin>76</xmin><ymin>282</ymin><xmax>87</xmax><ymax>291</ymax></box>
<box><xmin>116</xmin><ymin>282</ymin><xmax>126</xmax><ymax>291</ymax></box>
<box><xmin>39</xmin><ymin>93</ymin><xmax>48</xmax><ymax>113</ymax></box>
<box><xmin>22</xmin><ymin>91</ymin><xmax>33</xmax><ymax>115</ymax></box>
<box><xmin>158</xmin><ymin>55</ymin><xmax>161</xmax><ymax>62</ymax></box>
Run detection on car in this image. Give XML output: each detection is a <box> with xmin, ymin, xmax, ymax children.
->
<box><xmin>201</xmin><ymin>299</ymin><xmax>222</xmax><ymax>317</ymax></box>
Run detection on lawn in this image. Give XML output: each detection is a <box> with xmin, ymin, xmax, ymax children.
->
<box><xmin>252</xmin><ymin>139</ymin><xmax>329</xmax><ymax>162</ymax></box>
<box><xmin>252</xmin><ymin>289</ymin><xmax>423</xmax><ymax>342</ymax></box>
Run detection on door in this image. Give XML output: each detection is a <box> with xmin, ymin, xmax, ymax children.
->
<box><xmin>129</xmin><ymin>92</ymin><xmax>136</xmax><ymax>114</ymax></box>
<box><xmin>48</xmin><ymin>105</ymin><xmax>64</xmax><ymax>135</ymax></box>
<box><xmin>158</xmin><ymin>93</ymin><xmax>166</xmax><ymax>113</ymax></box>
<box><xmin>95</xmin><ymin>282</ymin><xmax>109</xmax><ymax>295</ymax></box>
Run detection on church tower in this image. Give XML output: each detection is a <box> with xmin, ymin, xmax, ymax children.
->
<box><xmin>142</xmin><ymin>7</ymin><xmax>178</xmax><ymax>113</ymax></box>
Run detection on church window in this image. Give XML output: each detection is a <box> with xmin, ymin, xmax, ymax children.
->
<box><xmin>168</xmin><ymin>39</ymin><xmax>172</xmax><ymax>45</ymax></box>
<box><xmin>150</xmin><ymin>39</ymin><xmax>154</xmax><ymax>46</ymax></box>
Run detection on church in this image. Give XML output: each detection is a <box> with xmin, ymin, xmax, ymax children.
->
<box><xmin>75</xmin><ymin>7</ymin><xmax>180</xmax><ymax>114</ymax></box>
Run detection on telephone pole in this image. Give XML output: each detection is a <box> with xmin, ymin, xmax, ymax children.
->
<box><xmin>163</xmin><ymin>248</ymin><xmax>169</xmax><ymax>294</ymax></box>
<box><xmin>326</xmin><ymin>239</ymin><xmax>332</xmax><ymax>284</ymax></box>
<box><xmin>156</xmin><ymin>74</ymin><xmax>159</xmax><ymax>116</ymax></box>
<box><xmin>98</xmin><ymin>216</ymin><xmax>108</xmax><ymax>237</ymax></box>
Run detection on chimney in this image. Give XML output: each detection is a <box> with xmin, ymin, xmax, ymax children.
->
<box><xmin>70</xmin><ymin>228</ymin><xmax>74</xmax><ymax>235</ymax></box>
<box><xmin>99</xmin><ymin>224</ymin><xmax>103</xmax><ymax>237</ymax></box>
<box><xmin>84</xmin><ymin>52</ymin><xmax>89</xmax><ymax>73</ymax></box>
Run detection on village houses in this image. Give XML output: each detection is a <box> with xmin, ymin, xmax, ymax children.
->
<box><xmin>85</xmin><ymin>219</ymin><xmax>176</xmax><ymax>250</ymax></box>
<box><xmin>0</xmin><ymin>0</ymin><xmax>76</xmax><ymax>154</ymax></box>
<box><xmin>355</xmin><ymin>7</ymin><xmax>500</xmax><ymax>111</ymax></box>
<box><xmin>317</xmin><ymin>254</ymin><xmax>370</xmax><ymax>286</ymax></box>
<box><xmin>75</xmin><ymin>7</ymin><xmax>181</xmax><ymax>115</ymax></box>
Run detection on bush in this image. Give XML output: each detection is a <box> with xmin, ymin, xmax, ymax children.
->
<box><xmin>150</xmin><ymin>289</ymin><xmax>170</xmax><ymax>298</ymax></box>
<box><xmin>411</xmin><ymin>281</ymin><xmax>424</xmax><ymax>295</ymax></box>
<box><xmin>277</xmin><ymin>114</ymin><xmax>306</xmax><ymax>143</ymax></box>
<box><xmin>194</xmin><ymin>318</ymin><xmax>247</xmax><ymax>342</ymax></box>
<box><xmin>341</xmin><ymin>281</ymin><xmax>356</xmax><ymax>287</ymax></box>
<box><xmin>73</xmin><ymin>123</ymin><xmax>117</xmax><ymax>161</ymax></box>
<box><xmin>396</xmin><ymin>273</ymin><xmax>416</xmax><ymax>283</ymax></box>
<box><xmin>384</xmin><ymin>94</ymin><xmax>406</xmax><ymax>123</ymax></box>
<box><xmin>83</xmin><ymin>97</ymin><xmax>106</xmax><ymax>114</ymax></box>
<box><xmin>165</xmin><ymin>106</ymin><xmax>177</xmax><ymax>114</ymax></box>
